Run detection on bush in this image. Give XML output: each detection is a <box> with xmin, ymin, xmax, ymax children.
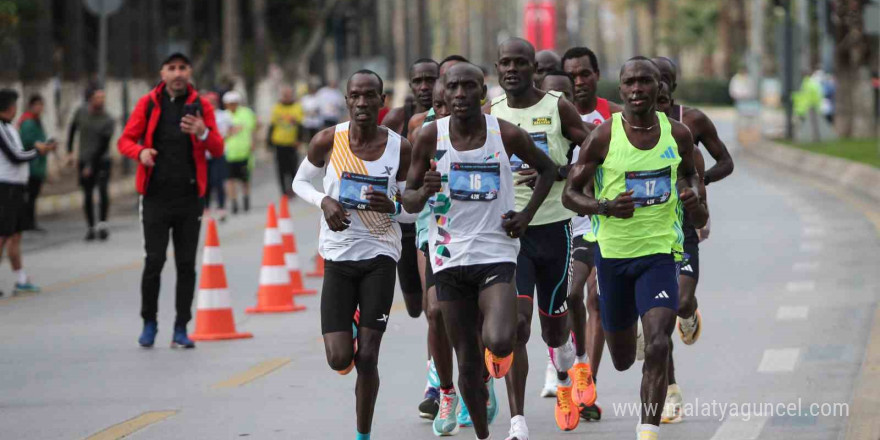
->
<box><xmin>596</xmin><ymin>78</ymin><xmax>734</xmax><ymax>106</ymax></box>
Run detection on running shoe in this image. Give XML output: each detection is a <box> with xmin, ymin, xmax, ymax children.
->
<box><xmin>505</xmin><ymin>415</ymin><xmax>529</xmax><ymax>440</ymax></box>
<box><xmin>579</xmin><ymin>402</ymin><xmax>602</xmax><ymax>421</ymax></box>
<box><xmin>554</xmin><ymin>383</ymin><xmax>579</xmax><ymax>431</ymax></box>
<box><xmin>457</xmin><ymin>397</ymin><xmax>472</xmax><ymax>427</ymax></box>
<box><xmin>486</xmin><ymin>377</ymin><xmax>498</xmax><ymax>424</ymax></box>
<box><xmin>569</xmin><ymin>362</ymin><xmax>597</xmax><ymax>408</ymax></box>
<box><xmin>97</xmin><ymin>222</ymin><xmax>109</xmax><ymax>241</ymax></box>
<box><xmin>661</xmin><ymin>384</ymin><xmax>683</xmax><ymax>424</ymax></box>
<box><xmin>13</xmin><ymin>282</ymin><xmax>40</xmax><ymax>294</ymax></box>
<box><xmin>138</xmin><ymin>321</ymin><xmax>158</xmax><ymax>348</ymax></box>
<box><xmin>420</xmin><ymin>386</ymin><xmax>440</xmax><ymax>420</ymax></box>
<box><xmin>171</xmin><ymin>325</ymin><xmax>195</xmax><ymax>349</ymax></box>
<box><xmin>678</xmin><ymin>309</ymin><xmax>702</xmax><ymax>345</ymax></box>
<box><xmin>485</xmin><ymin>349</ymin><xmax>513</xmax><ymax>379</ymax></box>
<box><xmin>636</xmin><ymin>320</ymin><xmax>645</xmax><ymax>361</ymax></box>
<box><xmin>549</xmin><ymin>338</ymin><xmax>576</xmax><ymax>372</ymax></box>
<box><xmin>433</xmin><ymin>390</ymin><xmax>460</xmax><ymax>436</ymax></box>
<box><xmin>85</xmin><ymin>228</ymin><xmax>96</xmax><ymax>241</ymax></box>
<box><xmin>540</xmin><ymin>359</ymin><xmax>559</xmax><ymax>398</ymax></box>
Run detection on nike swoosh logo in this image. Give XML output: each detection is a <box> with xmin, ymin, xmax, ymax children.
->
<box><xmin>485</xmin><ymin>274</ymin><xmax>499</xmax><ymax>284</ymax></box>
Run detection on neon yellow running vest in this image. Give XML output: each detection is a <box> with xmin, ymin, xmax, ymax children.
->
<box><xmin>490</xmin><ymin>91</ymin><xmax>574</xmax><ymax>225</ymax></box>
<box><xmin>593</xmin><ymin>112</ymin><xmax>683</xmax><ymax>259</ymax></box>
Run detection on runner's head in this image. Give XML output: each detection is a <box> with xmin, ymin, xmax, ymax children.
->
<box><xmin>562</xmin><ymin>46</ymin><xmax>600</xmax><ymax>105</ymax></box>
<box><xmin>86</xmin><ymin>86</ymin><xmax>106</xmax><ymax>112</ymax></box>
<box><xmin>496</xmin><ymin>37</ymin><xmax>536</xmax><ymax>95</ymax></box>
<box><xmin>410</xmin><ymin>58</ymin><xmax>440</xmax><ymax>109</ymax></box>
<box><xmin>656</xmin><ymin>81</ymin><xmax>672</xmax><ymax>115</ymax></box>
<box><xmin>540</xmin><ymin>70</ymin><xmax>574</xmax><ymax>102</ymax></box>
<box><xmin>222</xmin><ymin>90</ymin><xmax>241</xmax><ymax>112</ymax></box>
<box><xmin>439</xmin><ymin>55</ymin><xmax>469</xmax><ymax>76</ymax></box>
<box><xmin>160</xmin><ymin>53</ymin><xmax>192</xmax><ymax>97</ymax></box>
<box><xmin>534</xmin><ymin>50</ymin><xmax>561</xmax><ymax>86</ymax></box>
<box><xmin>345</xmin><ymin>69</ymin><xmax>385</xmax><ymax>127</ymax></box>
<box><xmin>443</xmin><ymin>62</ymin><xmax>486</xmax><ymax>120</ymax></box>
<box><xmin>280</xmin><ymin>86</ymin><xmax>295</xmax><ymax>105</ymax></box>
<box><xmin>651</xmin><ymin>56</ymin><xmax>677</xmax><ymax>93</ymax></box>
<box><xmin>618</xmin><ymin>56</ymin><xmax>661</xmax><ymax>115</ymax></box>
<box><xmin>432</xmin><ymin>79</ymin><xmax>450</xmax><ymax>119</ymax></box>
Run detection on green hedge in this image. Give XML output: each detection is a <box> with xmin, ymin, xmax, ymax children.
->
<box><xmin>596</xmin><ymin>79</ymin><xmax>733</xmax><ymax>106</ymax></box>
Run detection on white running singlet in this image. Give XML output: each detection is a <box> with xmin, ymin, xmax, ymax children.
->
<box><xmin>570</xmin><ymin>98</ymin><xmax>612</xmax><ymax>237</ymax></box>
<box><xmin>428</xmin><ymin>115</ymin><xmax>519</xmax><ymax>272</ymax></box>
<box><xmin>319</xmin><ymin>122</ymin><xmax>403</xmax><ymax>262</ymax></box>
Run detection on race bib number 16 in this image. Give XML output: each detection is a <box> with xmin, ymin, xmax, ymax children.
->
<box><xmin>625</xmin><ymin>166</ymin><xmax>672</xmax><ymax>207</ymax></box>
<box><xmin>449</xmin><ymin>163</ymin><xmax>501</xmax><ymax>201</ymax></box>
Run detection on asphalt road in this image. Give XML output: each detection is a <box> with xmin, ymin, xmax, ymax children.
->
<box><xmin>0</xmin><ymin>115</ymin><xmax>877</xmax><ymax>440</ymax></box>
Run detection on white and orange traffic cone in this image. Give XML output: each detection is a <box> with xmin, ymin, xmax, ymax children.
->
<box><xmin>190</xmin><ymin>219</ymin><xmax>253</xmax><ymax>341</ymax></box>
<box><xmin>306</xmin><ymin>254</ymin><xmax>325</xmax><ymax>278</ymax></box>
<box><xmin>246</xmin><ymin>204</ymin><xmax>306</xmax><ymax>314</ymax></box>
<box><xmin>279</xmin><ymin>197</ymin><xmax>316</xmax><ymax>296</ymax></box>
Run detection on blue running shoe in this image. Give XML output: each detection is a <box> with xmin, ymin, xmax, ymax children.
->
<box><xmin>427</xmin><ymin>359</ymin><xmax>441</xmax><ymax>389</ymax></box>
<box><xmin>486</xmin><ymin>377</ymin><xmax>499</xmax><ymax>425</ymax></box>
<box><xmin>171</xmin><ymin>325</ymin><xmax>195</xmax><ymax>349</ymax></box>
<box><xmin>433</xmin><ymin>390</ymin><xmax>460</xmax><ymax>436</ymax></box>
<box><xmin>419</xmin><ymin>386</ymin><xmax>440</xmax><ymax>420</ymax></box>
<box><xmin>13</xmin><ymin>282</ymin><xmax>40</xmax><ymax>294</ymax></box>
<box><xmin>139</xmin><ymin>321</ymin><xmax>158</xmax><ymax>348</ymax></box>
<box><xmin>457</xmin><ymin>397</ymin><xmax>472</xmax><ymax>427</ymax></box>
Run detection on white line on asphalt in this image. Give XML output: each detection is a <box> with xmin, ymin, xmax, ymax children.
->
<box><xmin>709</xmin><ymin>416</ymin><xmax>769</xmax><ymax>440</ymax></box>
<box><xmin>792</xmin><ymin>261</ymin><xmax>819</xmax><ymax>272</ymax></box>
<box><xmin>799</xmin><ymin>242</ymin><xmax>824</xmax><ymax>252</ymax></box>
<box><xmin>776</xmin><ymin>305</ymin><xmax>809</xmax><ymax>321</ymax></box>
<box><xmin>785</xmin><ymin>281</ymin><xmax>816</xmax><ymax>293</ymax></box>
<box><xmin>758</xmin><ymin>348</ymin><xmax>800</xmax><ymax>372</ymax></box>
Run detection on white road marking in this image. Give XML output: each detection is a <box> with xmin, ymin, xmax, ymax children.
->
<box><xmin>799</xmin><ymin>242</ymin><xmax>824</xmax><ymax>252</ymax></box>
<box><xmin>776</xmin><ymin>305</ymin><xmax>809</xmax><ymax>321</ymax></box>
<box><xmin>758</xmin><ymin>348</ymin><xmax>800</xmax><ymax>372</ymax></box>
<box><xmin>792</xmin><ymin>261</ymin><xmax>819</xmax><ymax>272</ymax></box>
<box><xmin>709</xmin><ymin>416</ymin><xmax>769</xmax><ymax>440</ymax></box>
<box><xmin>786</xmin><ymin>281</ymin><xmax>816</xmax><ymax>293</ymax></box>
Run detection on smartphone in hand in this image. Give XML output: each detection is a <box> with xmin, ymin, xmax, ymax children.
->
<box><xmin>183</xmin><ymin>103</ymin><xmax>199</xmax><ymax>117</ymax></box>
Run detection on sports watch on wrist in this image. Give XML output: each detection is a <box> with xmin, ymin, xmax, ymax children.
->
<box><xmin>598</xmin><ymin>198</ymin><xmax>609</xmax><ymax>216</ymax></box>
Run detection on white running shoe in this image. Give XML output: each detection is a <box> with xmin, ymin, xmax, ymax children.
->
<box><xmin>540</xmin><ymin>359</ymin><xmax>559</xmax><ymax>397</ymax></box>
<box><xmin>661</xmin><ymin>384</ymin><xmax>683</xmax><ymax>424</ymax></box>
<box><xmin>549</xmin><ymin>337</ymin><xmax>576</xmax><ymax>372</ymax></box>
<box><xmin>677</xmin><ymin>310</ymin><xmax>702</xmax><ymax>345</ymax></box>
<box><xmin>505</xmin><ymin>415</ymin><xmax>529</xmax><ymax>440</ymax></box>
<box><xmin>636</xmin><ymin>321</ymin><xmax>645</xmax><ymax>361</ymax></box>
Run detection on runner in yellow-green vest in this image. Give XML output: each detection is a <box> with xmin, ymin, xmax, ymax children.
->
<box><xmin>562</xmin><ymin>57</ymin><xmax>708</xmax><ymax>440</ymax></box>
<box><xmin>222</xmin><ymin>91</ymin><xmax>257</xmax><ymax>214</ymax></box>
<box><xmin>488</xmin><ymin>37</ymin><xmax>592</xmax><ymax>436</ymax></box>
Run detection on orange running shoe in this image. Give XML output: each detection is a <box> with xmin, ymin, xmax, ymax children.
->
<box><xmin>484</xmin><ymin>349</ymin><xmax>513</xmax><ymax>378</ymax></box>
<box><xmin>569</xmin><ymin>363</ymin><xmax>597</xmax><ymax>408</ymax></box>
<box><xmin>554</xmin><ymin>384</ymin><xmax>580</xmax><ymax>431</ymax></box>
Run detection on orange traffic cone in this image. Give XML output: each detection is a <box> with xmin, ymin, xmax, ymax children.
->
<box><xmin>307</xmin><ymin>254</ymin><xmax>325</xmax><ymax>277</ymax></box>
<box><xmin>246</xmin><ymin>204</ymin><xmax>306</xmax><ymax>313</ymax></box>
<box><xmin>279</xmin><ymin>197</ymin><xmax>316</xmax><ymax>296</ymax></box>
<box><xmin>190</xmin><ymin>219</ymin><xmax>253</xmax><ymax>341</ymax></box>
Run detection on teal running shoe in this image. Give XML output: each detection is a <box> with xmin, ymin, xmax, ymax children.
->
<box><xmin>432</xmin><ymin>390</ymin><xmax>460</xmax><ymax>436</ymax></box>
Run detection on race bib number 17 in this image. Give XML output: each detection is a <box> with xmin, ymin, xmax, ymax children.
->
<box><xmin>625</xmin><ymin>166</ymin><xmax>672</xmax><ymax>207</ymax></box>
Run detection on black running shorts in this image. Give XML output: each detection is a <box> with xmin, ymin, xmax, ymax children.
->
<box><xmin>571</xmin><ymin>235</ymin><xmax>596</xmax><ymax>267</ymax></box>
<box><xmin>321</xmin><ymin>255</ymin><xmax>397</xmax><ymax>334</ymax></box>
<box><xmin>434</xmin><ymin>263</ymin><xmax>516</xmax><ymax>302</ymax></box>
<box><xmin>516</xmin><ymin>220</ymin><xmax>573</xmax><ymax>317</ymax></box>
<box><xmin>679</xmin><ymin>240</ymin><xmax>700</xmax><ymax>281</ymax></box>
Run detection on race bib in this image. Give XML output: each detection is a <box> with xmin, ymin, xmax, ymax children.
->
<box><xmin>625</xmin><ymin>167</ymin><xmax>672</xmax><ymax>207</ymax></box>
<box><xmin>339</xmin><ymin>172</ymin><xmax>389</xmax><ymax>210</ymax></box>
<box><xmin>510</xmin><ymin>132</ymin><xmax>550</xmax><ymax>172</ymax></box>
<box><xmin>449</xmin><ymin>163</ymin><xmax>501</xmax><ymax>201</ymax></box>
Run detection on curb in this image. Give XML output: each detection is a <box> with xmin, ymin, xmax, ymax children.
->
<box><xmin>35</xmin><ymin>176</ymin><xmax>137</xmax><ymax>217</ymax></box>
<box><xmin>740</xmin><ymin>136</ymin><xmax>880</xmax><ymax>440</ymax></box>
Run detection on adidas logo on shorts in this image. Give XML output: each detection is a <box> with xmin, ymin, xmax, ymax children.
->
<box><xmin>654</xmin><ymin>290</ymin><xmax>670</xmax><ymax>300</ymax></box>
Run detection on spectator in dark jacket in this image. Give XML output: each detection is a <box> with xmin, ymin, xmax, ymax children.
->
<box><xmin>117</xmin><ymin>53</ymin><xmax>224</xmax><ymax>349</ymax></box>
<box><xmin>18</xmin><ymin>95</ymin><xmax>50</xmax><ymax>232</ymax></box>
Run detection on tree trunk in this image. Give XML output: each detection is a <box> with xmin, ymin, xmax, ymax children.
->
<box><xmin>647</xmin><ymin>0</ymin><xmax>658</xmax><ymax>56</ymax></box>
<box><xmin>293</xmin><ymin>0</ymin><xmax>341</xmax><ymax>82</ymax></box>
<box><xmin>831</xmin><ymin>0</ymin><xmax>873</xmax><ymax>138</ymax></box>
<box><xmin>18</xmin><ymin>0</ymin><xmax>53</xmax><ymax>82</ymax></box>
<box><xmin>62</xmin><ymin>0</ymin><xmax>86</xmax><ymax>81</ymax></box>
<box><xmin>252</xmin><ymin>0</ymin><xmax>270</xmax><ymax>78</ymax></box>
<box><xmin>222</xmin><ymin>0</ymin><xmax>240</xmax><ymax>79</ymax></box>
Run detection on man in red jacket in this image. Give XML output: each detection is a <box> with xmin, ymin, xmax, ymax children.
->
<box><xmin>118</xmin><ymin>53</ymin><xmax>224</xmax><ymax>349</ymax></box>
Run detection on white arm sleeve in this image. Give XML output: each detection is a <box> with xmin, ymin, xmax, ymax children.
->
<box><xmin>392</xmin><ymin>180</ymin><xmax>418</xmax><ymax>223</ymax></box>
<box><xmin>292</xmin><ymin>158</ymin><xmax>328</xmax><ymax>208</ymax></box>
